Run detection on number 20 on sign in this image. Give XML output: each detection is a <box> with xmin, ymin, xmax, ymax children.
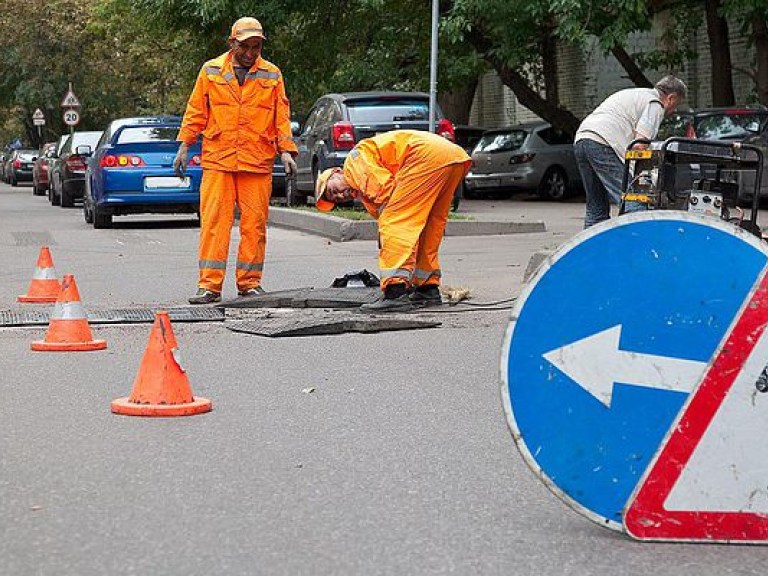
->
<box><xmin>63</xmin><ymin>109</ymin><xmax>79</xmax><ymax>127</ymax></box>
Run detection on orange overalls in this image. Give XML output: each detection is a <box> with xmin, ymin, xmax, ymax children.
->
<box><xmin>178</xmin><ymin>51</ymin><xmax>298</xmax><ymax>293</ymax></box>
<box><xmin>343</xmin><ymin>130</ymin><xmax>471</xmax><ymax>290</ymax></box>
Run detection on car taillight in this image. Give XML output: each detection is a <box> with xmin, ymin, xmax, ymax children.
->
<box><xmin>99</xmin><ymin>155</ymin><xmax>146</xmax><ymax>168</ymax></box>
<box><xmin>66</xmin><ymin>156</ymin><xmax>87</xmax><ymax>171</ymax></box>
<box><xmin>509</xmin><ymin>153</ymin><xmax>536</xmax><ymax>164</ymax></box>
<box><xmin>13</xmin><ymin>159</ymin><xmax>21</xmax><ymax>168</ymax></box>
<box><xmin>437</xmin><ymin>119</ymin><xmax>456</xmax><ymax>142</ymax></box>
<box><xmin>189</xmin><ymin>154</ymin><xmax>201</xmax><ymax>166</ymax></box>
<box><xmin>332</xmin><ymin>121</ymin><xmax>356</xmax><ymax>150</ymax></box>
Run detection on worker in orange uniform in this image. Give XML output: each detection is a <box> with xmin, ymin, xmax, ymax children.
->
<box><xmin>174</xmin><ymin>16</ymin><xmax>298</xmax><ymax>304</ymax></box>
<box><xmin>315</xmin><ymin>130</ymin><xmax>471</xmax><ymax>312</ymax></box>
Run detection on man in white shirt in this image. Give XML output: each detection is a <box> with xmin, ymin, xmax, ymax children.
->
<box><xmin>574</xmin><ymin>75</ymin><xmax>688</xmax><ymax>228</ymax></box>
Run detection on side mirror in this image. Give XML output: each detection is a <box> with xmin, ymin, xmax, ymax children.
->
<box><xmin>75</xmin><ymin>145</ymin><xmax>92</xmax><ymax>156</ymax></box>
<box><xmin>291</xmin><ymin>121</ymin><xmax>301</xmax><ymax>137</ymax></box>
<box><xmin>32</xmin><ymin>156</ymin><xmax>38</xmax><ymax>162</ymax></box>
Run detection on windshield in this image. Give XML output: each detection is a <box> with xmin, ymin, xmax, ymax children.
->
<box><xmin>346</xmin><ymin>99</ymin><xmax>431</xmax><ymax>123</ymax></box>
<box><xmin>116</xmin><ymin>126</ymin><xmax>180</xmax><ymax>144</ymax></box>
<box><xmin>474</xmin><ymin>130</ymin><xmax>528</xmax><ymax>153</ymax></box>
<box><xmin>695</xmin><ymin>113</ymin><xmax>764</xmax><ymax>140</ymax></box>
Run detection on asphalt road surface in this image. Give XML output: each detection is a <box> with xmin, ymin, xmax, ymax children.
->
<box><xmin>1</xmin><ymin>181</ymin><xmax>767</xmax><ymax>575</ymax></box>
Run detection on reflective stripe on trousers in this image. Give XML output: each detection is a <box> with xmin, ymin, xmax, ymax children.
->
<box><xmin>377</xmin><ymin>162</ymin><xmax>468</xmax><ymax>290</ymax></box>
<box><xmin>197</xmin><ymin>170</ymin><xmax>271</xmax><ymax>292</ymax></box>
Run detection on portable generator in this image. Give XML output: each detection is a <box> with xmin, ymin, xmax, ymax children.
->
<box><xmin>618</xmin><ymin>137</ymin><xmax>764</xmax><ymax>237</ymax></box>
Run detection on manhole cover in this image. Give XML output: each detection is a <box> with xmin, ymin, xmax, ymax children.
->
<box><xmin>12</xmin><ymin>231</ymin><xmax>56</xmax><ymax>246</ymax></box>
<box><xmin>227</xmin><ymin>314</ymin><xmax>440</xmax><ymax>337</ymax></box>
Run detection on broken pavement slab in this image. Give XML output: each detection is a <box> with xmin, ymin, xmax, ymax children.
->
<box><xmin>268</xmin><ymin>207</ymin><xmax>546</xmax><ymax>242</ymax></box>
<box><xmin>227</xmin><ymin>313</ymin><xmax>440</xmax><ymax>337</ymax></box>
<box><xmin>218</xmin><ymin>287</ymin><xmax>380</xmax><ymax>309</ymax></box>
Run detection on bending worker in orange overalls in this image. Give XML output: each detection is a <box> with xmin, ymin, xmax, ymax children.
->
<box><xmin>315</xmin><ymin>130</ymin><xmax>471</xmax><ymax>312</ymax></box>
<box><xmin>174</xmin><ymin>17</ymin><xmax>298</xmax><ymax>304</ymax></box>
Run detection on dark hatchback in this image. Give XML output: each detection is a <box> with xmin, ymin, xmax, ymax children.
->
<box><xmin>49</xmin><ymin>131</ymin><xmax>103</xmax><ymax>207</ymax></box>
<box><xmin>294</xmin><ymin>91</ymin><xmax>455</xmax><ymax>204</ymax></box>
<box><xmin>5</xmin><ymin>149</ymin><xmax>37</xmax><ymax>186</ymax></box>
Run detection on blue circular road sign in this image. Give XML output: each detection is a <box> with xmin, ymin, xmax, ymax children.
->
<box><xmin>501</xmin><ymin>212</ymin><xmax>768</xmax><ymax>529</ymax></box>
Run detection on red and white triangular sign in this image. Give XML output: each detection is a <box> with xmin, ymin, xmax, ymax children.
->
<box><xmin>624</xmin><ymin>267</ymin><xmax>768</xmax><ymax>543</ymax></box>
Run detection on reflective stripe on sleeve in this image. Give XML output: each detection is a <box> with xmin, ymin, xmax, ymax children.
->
<box><xmin>199</xmin><ymin>260</ymin><xmax>227</xmax><ymax>270</ymax></box>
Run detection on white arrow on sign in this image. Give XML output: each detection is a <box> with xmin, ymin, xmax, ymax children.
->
<box><xmin>543</xmin><ymin>325</ymin><xmax>708</xmax><ymax>408</ymax></box>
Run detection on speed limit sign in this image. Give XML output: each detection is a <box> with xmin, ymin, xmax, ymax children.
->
<box><xmin>63</xmin><ymin>109</ymin><xmax>80</xmax><ymax>126</ymax></box>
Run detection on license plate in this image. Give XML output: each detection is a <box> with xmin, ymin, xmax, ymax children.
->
<box><xmin>144</xmin><ymin>176</ymin><xmax>191</xmax><ymax>189</ymax></box>
<box><xmin>474</xmin><ymin>178</ymin><xmax>500</xmax><ymax>188</ymax></box>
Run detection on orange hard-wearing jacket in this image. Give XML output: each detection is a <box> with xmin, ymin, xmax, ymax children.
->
<box><xmin>178</xmin><ymin>52</ymin><xmax>297</xmax><ymax>173</ymax></box>
<box><xmin>342</xmin><ymin>130</ymin><xmax>470</xmax><ymax>216</ymax></box>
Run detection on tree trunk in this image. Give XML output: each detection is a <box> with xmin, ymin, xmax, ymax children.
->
<box><xmin>438</xmin><ymin>77</ymin><xmax>478</xmax><ymax>126</ymax></box>
<box><xmin>541</xmin><ymin>27</ymin><xmax>559</xmax><ymax>104</ymax></box>
<box><xmin>610</xmin><ymin>46</ymin><xmax>653</xmax><ymax>87</ymax></box>
<box><xmin>465</xmin><ymin>26</ymin><xmax>581</xmax><ymax>135</ymax></box>
<box><xmin>705</xmin><ymin>0</ymin><xmax>735</xmax><ymax>106</ymax></box>
<box><xmin>753</xmin><ymin>15</ymin><xmax>768</xmax><ymax>105</ymax></box>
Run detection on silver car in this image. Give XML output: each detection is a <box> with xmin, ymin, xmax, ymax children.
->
<box><xmin>464</xmin><ymin>122</ymin><xmax>581</xmax><ymax>200</ymax></box>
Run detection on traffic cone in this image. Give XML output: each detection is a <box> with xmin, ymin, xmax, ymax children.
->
<box><xmin>18</xmin><ymin>246</ymin><xmax>61</xmax><ymax>303</ymax></box>
<box><xmin>31</xmin><ymin>274</ymin><xmax>107</xmax><ymax>352</ymax></box>
<box><xmin>111</xmin><ymin>311</ymin><xmax>212</xmax><ymax>417</ymax></box>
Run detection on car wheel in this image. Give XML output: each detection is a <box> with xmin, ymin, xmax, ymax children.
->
<box><xmin>538</xmin><ymin>167</ymin><xmax>568</xmax><ymax>200</ymax></box>
<box><xmin>83</xmin><ymin>201</ymin><xmax>94</xmax><ymax>224</ymax></box>
<box><xmin>451</xmin><ymin>181</ymin><xmax>463</xmax><ymax>212</ymax></box>
<box><xmin>61</xmin><ymin>187</ymin><xmax>74</xmax><ymax>208</ymax></box>
<box><xmin>285</xmin><ymin>176</ymin><xmax>303</xmax><ymax>206</ymax></box>
<box><xmin>51</xmin><ymin>181</ymin><xmax>61</xmax><ymax>206</ymax></box>
<box><xmin>93</xmin><ymin>206</ymin><xmax>112</xmax><ymax>229</ymax></box>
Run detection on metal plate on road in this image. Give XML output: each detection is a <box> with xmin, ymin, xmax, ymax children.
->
<box><xmin>500</xmin><ymin>212</ymin><xmax>768</xmax><ymax>530</ymax></box>
<box><xmin>0</xmin><ymin>307</ymin><xmax>224</xmax><ymax>327</ymax></box>
<box><xmin>228</xmin><ymin>315</ymin><xmax>440</xmax><ymax>337</ymax></box>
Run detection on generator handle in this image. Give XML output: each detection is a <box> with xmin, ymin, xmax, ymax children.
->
<box><xmin>622</xmin><ymin>138</ymin><xmax>653</xmax><ymax>193</ymax></box>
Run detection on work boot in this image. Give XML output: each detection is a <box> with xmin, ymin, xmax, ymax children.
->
<box><xmin>409</xmin><ymin>285</ymin><xmax>442</xmax><ymax>307</ymax></box>
<box><xmin>360</xmin><ymin>283</ymin><xmax>413</xmax><ymax>313</ymax></box>
<box><xmin>188</xmin><ymin>288</ymin><xmax>221</xmax><ymax>305</ymax></box>
<box><xmin>238</xmin><ymin>286</ymin><xmax>266</xmax><ymax>297</ymax></box>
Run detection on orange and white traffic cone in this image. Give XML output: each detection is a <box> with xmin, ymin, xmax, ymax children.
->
<box><xmin>31</xmin><ymin>274</ymin><xmax>107</xmax><ymax>352</ymax></box>
<box><xmin>18</xmin><ymin>246</ymin><xmax>61</xmax><ymax>303</ymax></box>
<box><xmin>111</xmin><ymin>311</ymin><xmax>212</xmax><ymax>417</ymax></box>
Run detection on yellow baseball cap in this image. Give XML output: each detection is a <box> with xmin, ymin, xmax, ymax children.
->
<box><xmin>314</xmin><ymin>168</ymin><xmax>340</xmax><ymax>212</ymax></box>
<box><xmin>230</xmin><ymin>17</ymin><xmax>266</xmax><ymax>41</ymax></box>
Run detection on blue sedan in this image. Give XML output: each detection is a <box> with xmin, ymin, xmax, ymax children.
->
<box><xmin>83</xmin><ymin>116</ymin><xmax>202</xmax><ymax>228</ymax></box>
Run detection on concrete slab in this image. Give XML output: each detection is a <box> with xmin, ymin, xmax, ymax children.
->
<box><xmin>268</xmin><ymin>207</ymin><xmax>545</xmax><ymax>242</ymax></box>
<box><xmin>218</xmin><ymin>287</ymin><xmax>380</xmax><ymax>309</ymax></box>
<box><xmin>227</xmin><ymin>313</ymin><xmax>440</xmax><ymax>337</ymax></box>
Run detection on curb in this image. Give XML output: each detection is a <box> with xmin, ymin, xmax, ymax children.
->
<box><xmin>268</xmin><ymin>207</ymin><xmax>546</xmax><ymax>242</ymax></box>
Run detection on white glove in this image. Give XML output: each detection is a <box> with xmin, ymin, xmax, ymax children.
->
<box><xmin>281</xmin><ymin>151</ymin><xmax>297</xmax><ymax>176</ymax></box>
<box><xmin>174</xmin><ymin>142</ymin><xmax>189</xmax><ymax>177</ymax></box>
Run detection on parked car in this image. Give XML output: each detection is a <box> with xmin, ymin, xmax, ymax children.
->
<box><xmin>84</xmin><ymin>116</ymin><xmax>202</xmax><ymax>229</ymax></box>
<box><xmin>49</xmin><ymin>131</ymin><xmax>102</xmax><ymax>207</ymax></box>
<box><xmin>464</xmin><ymin>122</ymin><xmax>581</xmax><ymax>200</ymax></box>
<box><xmin>32</xmin><ymin>142</ymin><xmax>58</xmax><ymax>196</ymax></box>
<box><xmin>4</xmin><ymin>149</ymin><xmax>37</xmax><ymax>187</ymax></box>
<box><xmin>657</xmin><ymin>107</ymin><xmax>768</xmax><ymax>141</ymax></box>
<box><xmin>269</xmin><ymin>121</ymin><xmax>302</xmax><ymax>205</ymax></box>
<box><xmin>450</xmin><ymin>124</ymin><xmax>486</xmax><ymax>211</ymax></box>
<box><xmin>735</xmin><ymin>120</ymin><xmax>768</xmax><ymax>204</ymax></box>
<box><xmin>294</xmin><ymin>91</ymin><xmax>455</xmax><ymax>204</ymax></box>
<box><xmin>46</xmin><ymin>135</ymin><xmax>71</xmax><ymax>204</ymax></box>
